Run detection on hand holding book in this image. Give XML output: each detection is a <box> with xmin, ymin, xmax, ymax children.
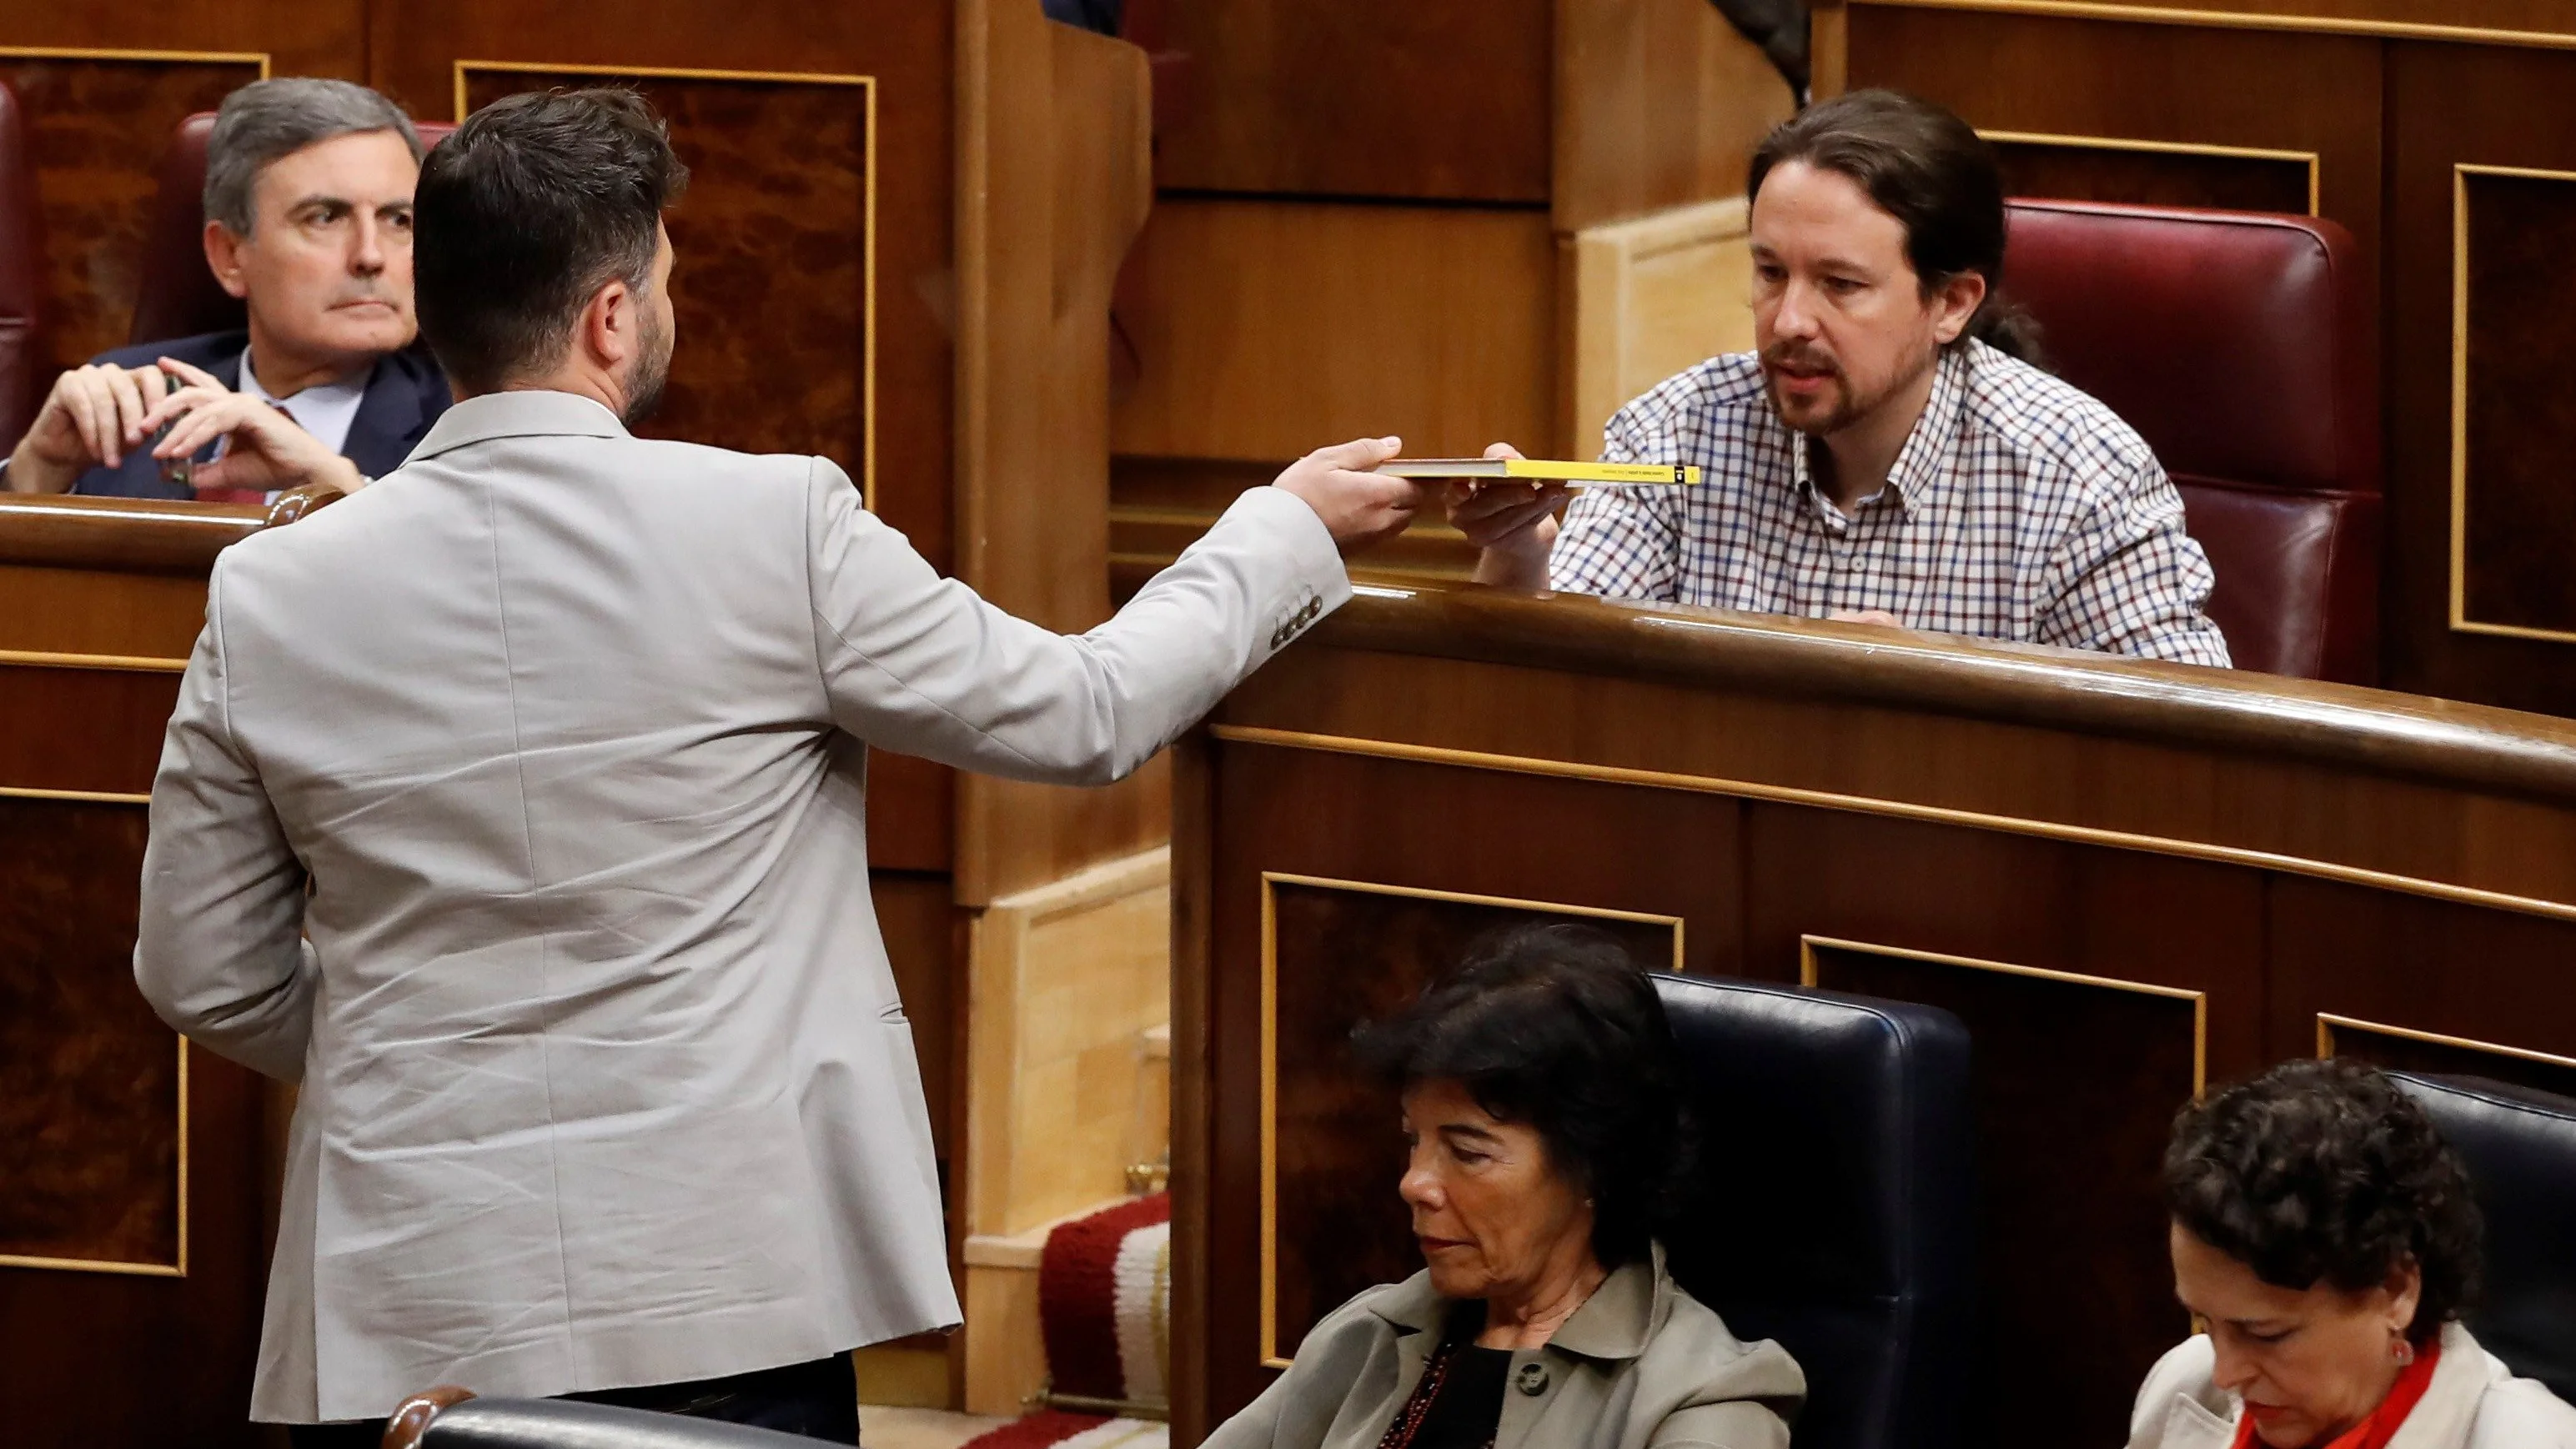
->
<box><xmin>1439</xmin><ymin>443</ymin><xmax>1572</xmax><ymax>591</ymax></box>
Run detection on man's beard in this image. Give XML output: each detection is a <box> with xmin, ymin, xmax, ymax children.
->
<box><xmin>621</xmin><ymin>306</ymin><xmax>674</xmax><ymax>427</ymax></box>
<box><xmin>1760</xmin><ymin>337</ymin><xmax>1936</xmax><ymax>438</ymax></box>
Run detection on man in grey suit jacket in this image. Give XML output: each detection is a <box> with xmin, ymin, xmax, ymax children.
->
<box><xmin>133</xmin><ymin>89</ymin><xmax>1429</xmax><ymax>1442</ymax></box>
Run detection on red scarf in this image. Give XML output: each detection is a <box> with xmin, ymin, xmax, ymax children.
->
<box><xmin>2229</xmin><ymin>1341</ymin><xmax>2442</xmax><ymax>1449</ymax></box>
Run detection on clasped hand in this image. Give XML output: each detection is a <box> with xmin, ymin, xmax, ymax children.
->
<box><xmin>5</xmin><ymin>356</ymin><xmax>361</xmax><ymax>497</ymax></box>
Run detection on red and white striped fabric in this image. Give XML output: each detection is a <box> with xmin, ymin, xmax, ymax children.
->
<box><xmin>963</xmin><ymin>1193</ymin><xmax>1171</xmax><ymax>1449</ymax></box>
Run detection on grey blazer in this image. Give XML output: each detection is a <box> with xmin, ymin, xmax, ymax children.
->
<box><xmin>1207</xmin><ymin>1246</ymin><xmax>1805</xmax><ymax>1449</ymax></box>
<box><xmin>132</xmin><ymin>390</ymin><xmax>1348</xmax><ymax>1423</ymax></box>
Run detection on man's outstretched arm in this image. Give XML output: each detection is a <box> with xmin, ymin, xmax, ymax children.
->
<box><xmin>806</xmin><ymin>437</ymin><xmax>1424</xmax><ymax>785</ymax></box>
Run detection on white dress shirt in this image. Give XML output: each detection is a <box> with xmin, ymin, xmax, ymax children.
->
<box><xmin>239</xmin><ymin>349</ymin><xmax>369</xmax><ymax>458</ymax></box>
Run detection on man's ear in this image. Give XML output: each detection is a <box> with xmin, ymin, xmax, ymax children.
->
<box><xmin>203</xmin><ymin>221</ymin><xmax>250</xmax><ymax>301</ymax></box>
<box><xmin>1930</xmin><ymin>270</ymin><xmax>1989</xmax><ymax>345</ymax></box>
<box><xmin>579</xmin><ymin>278</ymin><xmax>637</xmax><ymax>370</ymax></box>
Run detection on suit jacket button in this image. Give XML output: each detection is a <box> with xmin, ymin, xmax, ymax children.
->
<box><xmin>1515</xmin><ymin>1363</ymin><xmax>1548</xmax><ymax>1396</ymax></box>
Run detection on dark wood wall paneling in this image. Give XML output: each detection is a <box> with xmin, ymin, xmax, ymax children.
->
<box><xmin>1148</xmin><ymin>0</ymin><xmax>1552</xmax><ymax>204</ymax></box>
<box><xmin>1991</xmin><ymin>139</ymin><xmax>2313</xmax><ymax>216</ymax></box>
<box><xmin>0</xmin><ymin>657</ymin><xmax>262</xmax><ymax>1447</ymax></box>
<box><xmin>0</xmin><ymin>797</ymin><xmax>176</xmax><ymax>1271</ymax></box>
<box><xmin>1841</xmin><ymin>3</ymin><xmax>2576</xmax><ymax>715</ymax></box>
<box><xmin>0</xmin><ymin>58</ymin><xmax>264</xmax><ymax>374</ymax></box>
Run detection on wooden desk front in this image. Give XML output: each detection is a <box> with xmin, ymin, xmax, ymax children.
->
<box><xmin>1171</xmin><ymin>584</ymin><xmax>2576</xmax><ymax>1449</ymax></box>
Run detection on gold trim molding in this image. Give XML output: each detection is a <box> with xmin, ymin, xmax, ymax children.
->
<box><xmin>1257</xmin><ymin>871</ymin><xmax>1684</xmax><ymax>1369</ymax></box>
<box><xmin>2448</xmin><ymin>163</ymin><xmax>2576</xmax><ymax>646</ymax></box>
<box><xmin>1981</xmin><ymin>128</ymin><xmax>2320</xmax><ymax>215</ymax></box>
<box><xmin>0</xmin><ymin>785</ymin><xmax>153</xmax><ymax>805</ymax></box>
<box><xmin>2317</xmin><ymin>1012</ymin><xmax>2576</xmax><ymax>1075</ymax></box>
<box><xmin>1207</xmin><ymin>724</ymin><xmax>2576</xmax><ymax>926</ymax></box>
<box><xmin>0</xmin><ymin>1039</ymin><xmax>189</xmax><ymax>1277</ymax></box>
<box><xmin>452</xmin><ymin>60</ymin><xmax>880</xmax><ymax>511</ymax></box>
<box><xmin>1801</xmin><ymin>934</ymin><xmax>2208</xmax><ymax>1091</ymax></box>
<box><xmin>0</xmin><ymin>45</ymin><xmax>270</xmax><ymax>75</ymax></box>
<box><xmin>1848</xmin><ymin>0</ymin><xmax>2576</xmax><ymax>51</ymax></box>
<box><xmin>0</xmin><ymin>649</ymin><xmax>188</xmax><ymax>674</ymax></box>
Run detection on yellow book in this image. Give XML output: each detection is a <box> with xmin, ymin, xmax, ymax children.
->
<box><xmin>1377</xmin><ymin>457</ymin><xmax>1701</xmax><ymax>488</ymax></box>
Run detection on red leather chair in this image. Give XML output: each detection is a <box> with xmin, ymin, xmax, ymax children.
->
<box><xmin>2001</xmin><ymin>199</ymin><xmax>2381</xmax><ymax>684</ymax></box>
<box><xmin>0</xmin><ymin>79</ymin><xmax>41</xmax><ymax>454</ymax></box>
<box><xmin>128</xmin><ymin>112</ymin><xmax>455</xmax><ymax>347</ymax></box>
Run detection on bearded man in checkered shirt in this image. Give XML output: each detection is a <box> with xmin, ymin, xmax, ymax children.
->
<box><xmin>1448</xmin><ymin>90</ymin><xmax>2232</xmax><ymax>669</ymax></box>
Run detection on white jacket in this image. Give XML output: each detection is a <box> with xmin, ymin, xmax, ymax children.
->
<box><xmin>2126</xmin><ymin>1321</ymin><xmax>2576</xmax><ymax>1449</ymax></box>
<box><xmin>133</xmin><ymin>390</ymin><xmax>1348</xmax><ymax>1422</ymax></box>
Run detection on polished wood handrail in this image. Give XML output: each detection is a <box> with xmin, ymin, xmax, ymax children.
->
<box><xmin>0</xmin><ymin>484</ymin><xmax>344</xmax><ymax>574</ymax></box>
<box><xmin>380</xmin><ymin>1385</ymin><xmax>476</xmax><ymax>1449</ymax></box>
<box><xmin>1308</xmin><ymin>581</ymin><xmax>2576</xmax><ymax>805</ymax></box>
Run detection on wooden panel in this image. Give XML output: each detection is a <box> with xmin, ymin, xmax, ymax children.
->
<box><xmin>964</xmin><ymin>849</ymin><xmax>1170</xmax><ymax>1239</ymax></box>
<box><xmin>1553</xmin><ymin>0</ymin><xmax>1795</xmax><ymax>232</ymax></box>
<box><xmin>1845</xmin><ymin>8</ymin><xmax>2383</xmax><ymax>265</ymax></box>
<box><xmin>2267</xmin><ymin>874</ymin><xmax>2576</xmax><ymax>1067</ymax></box>
<box><xmin>0</xmin><ymin>786</ymin><xmax>269</xmax><ymax>1446</ymax></box>
<box><xmin>0</xmin><ymin>53</ymin><xmax>266</xmax><ymax>374</ymax></box>
<box><xmin>2321</xmin><ymin>1015</ymin><xmax>2576</xmax><ymax>1101</ymax></box>
<box><xmin>0</xmin><ymin>3</ymin><xmax>356</xmax><ymax>81</ymax></box>
<box><xmin>2451</xmin><ymin>166</ymin><xmax>2576</xmax><ymax>640</ymax></box>
<box><xmin>1805</xmin><ymin>934</ymin><xmax>2204</xmax><ymax>1449</ymax></box>
<box><xmin>1991</xmin><ymin>134</ymin><xmax>2314</xmax><ymax>212</ymax></box>
<box><xmin>0</xmin><ymin>662</ymin><xmax>181</xmax><ymax>795</ymax></box>
<box><xmin>1564</xmin><ymin>198</ymin><xmax>1755</xmax><ymax>460</ymax></box>
<box><xmin>1150</xmin><ymin>0</ymin><xmax>1550</xmax><ymax>204</ymax></box>
<box><xmin>0</xmin><ymin>567</ymin><xmax>219</xmax><ymax>660</ymax></box>
<box><xmin>2384</xmin><ymin>41</ymin><xmax>2576</xmax><ymax>711</ymax></box>
<box><xmin>372</xmin><ymin>0</ymin><xmax>954</xmax><ymax>570</ymax></box>
<box><xmin>459</xmin><ymin>65</ymin><xmax>875</xmax><ymax>496</ymax></box>
<box><xmin>954</xmin><ymin>11</ymin><xmax>1167</xmax><ymax>905</ymax></box>
<box><xmin>1265</xmin><ymin>876</ymin><xmax>1682</xmax><ymax>1366</ymax></box>
<box><xmin>0</xmin><ymin>797</ymin><xmax>176</xmax><ymax>1270</ymax></box>
<box><xmin>1111</xmin><ymin>199</ymin><xmax>1558</xmax><ymax>463</ymax></box>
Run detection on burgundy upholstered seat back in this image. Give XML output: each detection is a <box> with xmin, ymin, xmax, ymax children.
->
<box><xmin>2001</xmin><ymin>199</ymin><xmax>2381</xmax><ymax>683</ymax></box>
<box><xmin>0</xmin><ymin>80</ymin><xmax>40</xmax><ymax>454</ymax></box>
<box><xmin>128</xmin><ymin>112</ymin><xmax>456</xmax><ymax>348</ymax></box>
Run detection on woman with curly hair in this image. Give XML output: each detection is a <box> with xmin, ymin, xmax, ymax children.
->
<box><xmin>1203</xmin><ymin>924</ymin><xmax>1805</xmax><ymax>1449</ymax></box>
<box><xmin>2128</xmin><ymin>1058</ymin><xmax>2576</xmax><ymax>1449</ymax></box>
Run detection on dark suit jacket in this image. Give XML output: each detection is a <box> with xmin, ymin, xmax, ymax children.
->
<box><xmin>67</xmin><ymin>330</ymin><xmax>449</xmax><ymax>499</ymax></box>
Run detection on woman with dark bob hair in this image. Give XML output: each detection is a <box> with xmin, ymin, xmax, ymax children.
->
<box><xmin>2127</xmin><ymin>1058</ymin><xmax>2576</xmax><ymax>1449</ymax></box>
<box><xmin>1203</xmin><ymin>925</ymin><xmax>1805</xmax><ymax>1449</ymax></box>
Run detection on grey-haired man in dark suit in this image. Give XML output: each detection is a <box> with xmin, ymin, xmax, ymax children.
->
<box><xmin>2</xmin><ymin>78</ymin><xmax>447</xmax><ymax>500</ymax></box>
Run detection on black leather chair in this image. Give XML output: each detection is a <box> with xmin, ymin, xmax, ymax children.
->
<box><xmin>1652</xmin><ymin>975</ymin><xmax>1976</xmax><ymax>1449</ymax></box>
<box><xmin>2388</xmin><ymin>1072</ymin><xmax>2576</xmax><ymax>1406</ymax></box>
<box><xmin>389</xmin><ymin>1393</ymin><xmax>822</xmax><ymax>1447</ymax></box>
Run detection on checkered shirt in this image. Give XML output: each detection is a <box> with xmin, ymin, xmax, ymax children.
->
<box><xmin>1549</xmin><ymin>340</ymin><xmax>2232</xmax><ymax>668</ymax></box>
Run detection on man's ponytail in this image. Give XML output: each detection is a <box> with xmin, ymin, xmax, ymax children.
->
<box><xmin>1966</xmin><ymin>295</ymin><xmax>2047</xmax><ymax>371</ymax></box>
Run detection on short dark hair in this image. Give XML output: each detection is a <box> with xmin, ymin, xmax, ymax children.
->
<box><xmin>414</xmin><ymin>88</ymin><xmax>689</xmax><ymax>394</ymax></box>
<box><xmin>2165</xmin><ymin>1058</ymin><xmax>2483</xmax><ymax>1343</ymax></box>
<box><xmin>1749</xmin><ymin>88</ymin><xmax>2041</xmax><ymax>364</ymax></box>
<box><xmin>1353</xmin><ymin>923</ymin><xmax>1692</xmax><ymax>1267</ymax></box>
